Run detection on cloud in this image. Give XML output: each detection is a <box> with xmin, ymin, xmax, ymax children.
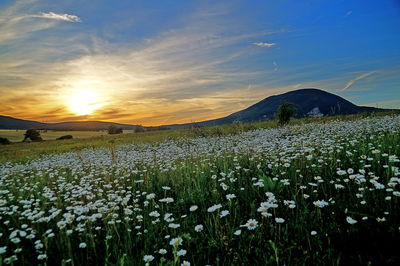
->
<box><xmin>340</xmin><ymin>71</ymin><xmax>376</xmax><ymax>91</ymax></box>
<box><xmin>32</xmin><ymin>12</ymin><xmax>81</xmax><ymax>22</ymax></box>
<box><xmin>273</xmin><ymin>61</ymin><xmax>279</xmax><ymax>72</ymax></box>
<box><xmin>253</xmin><ymin>42</ymin><xmax>276</xmax><ymax>47</ymax></box>
<box><xmin>345</xmin><ymin>11</ymin><xmax>353</xmax><ymax>17</ymax></box>
<box><xmin>0</xmin><ymin>1</ymin><xmax>81</xmax><ymax>43</ymax></box>
<box><xmin>0</xmin><ymin>1</ymin><xmax>290</xmax><ymax>125</ymax></box>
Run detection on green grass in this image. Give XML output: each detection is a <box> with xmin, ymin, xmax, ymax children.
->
<box><xmin>0</xmin><ymin>129</ymin><xmax>135</xmax><ymax>142</ymax></box>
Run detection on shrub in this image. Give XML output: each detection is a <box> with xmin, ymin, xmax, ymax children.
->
<box><xmin>24</xmin><ymin>129</ymin><xmax>42</xmax><ymax>142</ymax></box>
<box><xmin>57</xmin><ymin>135</ymin><xmax>73</xmax><ymax>140</ymax></box>
<box><xmin>108</xmin><ymin>125</ymin><xmax>123</xmax><ymax>134</ymax></box>
<box><xmin>0</xmin><ymin>137</ymin><xmax>11</xmax><ymax>145</ymax></box>
<box><xmin>134</xmin><ymin>126</ymin><xmax>146</xmax><ymax>133</ymax></box>
<box><xmin>276</xmin><ymin>101</ymin><xmax>296</xmax><ymax>126</ymax></box>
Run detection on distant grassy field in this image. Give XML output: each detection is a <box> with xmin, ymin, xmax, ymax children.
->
<box><xmin>0</xmin><ymin>111</ymin><xmax>398</xmax><ymax>164</ymax></box>
<box><xmin>0</xmin><ymin>129</ymin><xmax>135</xmax><ymax>142</ymax></box>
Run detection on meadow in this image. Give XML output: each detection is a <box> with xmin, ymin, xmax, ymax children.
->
<box><xmin>0</xmin><ymin>113</ymin><xmax>400</xmax><ymax>265</ymax></box>
<box><xmin>0</xmin><ymin>130</ymin><xmax>135</xmax><ymax>142</ymax></box>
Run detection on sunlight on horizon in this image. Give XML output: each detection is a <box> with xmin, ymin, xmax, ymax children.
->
<box><xmin>67</xmin><ymin>90</ymin><xmax>103</xmax><ymax>116</ymax></box>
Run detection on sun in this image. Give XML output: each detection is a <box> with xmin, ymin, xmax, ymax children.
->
<box><xmin>68</xmin><ymin>90</ymin><xmax>102</xmax><ymax>116</ymax></box>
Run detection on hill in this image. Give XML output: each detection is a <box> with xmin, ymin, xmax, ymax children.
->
<box><xmin>167</xmin><ymin>88</ymin><xmax>385</xmax><ymax>128</ymax></box>
<box><xmin>0</xmin><ymin>115</ymin><xmax>142</xmax><ymax>131</ymax></box>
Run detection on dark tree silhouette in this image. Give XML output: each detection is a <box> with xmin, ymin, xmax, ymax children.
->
<box><xmin>276</xmin><ymin>101</ymin><xmax>296</xmax><ymax>126</ymax></box>
<box><xmin>24</xmin><ymin>129</ymin><xmax>42</xmax><ymax>142</ymax></box>
<box><xmin>108</xmin><ymin>125</ymin><xmax>123</xmax><ymax>134</ymax></box>
<box><xmin>0</xmin><ymin>137</ymin><xmax>11</xmax><ymax>145</ymax></box>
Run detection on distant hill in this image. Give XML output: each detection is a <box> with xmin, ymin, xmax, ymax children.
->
<box><xmin>0</xmin><ymin>88</ymin><xmax>391</xmax><ymax>131</ymax></box>
<box><xmin>0</xmin><ymin>116</ymin><xmax>142</xmax><ymax>131</ymax></box>
<box><xmin>166</xmin><ymin>88</ymin><xmax>388</xmax><ymax>128</ymax></box>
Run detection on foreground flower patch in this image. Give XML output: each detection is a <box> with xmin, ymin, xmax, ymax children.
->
<box><xmin>1</xmin><ymin>115</ymin><xmax>400</xmax><ymax>265</ymax></box>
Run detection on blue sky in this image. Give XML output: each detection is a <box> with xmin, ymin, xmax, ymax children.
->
<box><xmin>0</xmin><ymin>0</ymin><xmax>399</xmax><ymax>125</ymax></box>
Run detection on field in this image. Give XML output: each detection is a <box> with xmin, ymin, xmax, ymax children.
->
<box><xmin>0</xmin><ymin>130</ymin><xmax>135</xmax><ymax>142</ymax></box>
<box><xmin>1</xmin><ymin>113</ymin><xmax>400</xmax><ymax>265</ymax></box>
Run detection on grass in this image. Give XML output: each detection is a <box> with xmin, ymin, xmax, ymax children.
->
<box><xmin>0</xmin><ymin>129</ymin><xmax>135</xmax><ymax>142</ymax></box>
<box><xmin>0</xmin><ymin>113</ymin><xmax>399</xmax><ymax>265</ymax></box>
<box><xmin>0</xmin><ymin>111</ymin><xmax>398</xmax><ymax>164</ymax></box>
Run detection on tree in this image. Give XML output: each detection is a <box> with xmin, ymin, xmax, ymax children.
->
<box><xmin>0</xmin><ymin>137</ymin><xmax>11</xmax><ymax>145</ymax></box>
<box><xmin>24</xmin><ymin>129</ymin><xmax>42</xmax><ymax>142</ymax></box>
<box><xmin>134</xmin><ymin>125</ymin><xmax>146</xmax><ymax>133</ymax></box>
<box><xmin>108</xmin><ymin>125</ymin><xmax>123</xmax><ymax>134</ymax></box>
<box><xmin>276</xmin><ymin>101</ymin><xmax>296</xmax><ymax>126</ymax></box>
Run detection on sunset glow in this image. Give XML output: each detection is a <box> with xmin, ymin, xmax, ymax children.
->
<box><xmin>0</xmin><ymin>0</ymin><xmax>399</xmax><ymax>125</ymax></box>
<box><xmin>68</xmin><ymin>90</ymin><xmax>102</xmax><ymax>116</ymax></box>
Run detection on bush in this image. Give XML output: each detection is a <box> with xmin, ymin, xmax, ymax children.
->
<box><xmin>24</xmin><ymin>129</ymin><xmax>42</xmax><ymax>142</ymax></box>
<box><xmin>0</xmin><ymin>137</ymin><xmax>11</xmax><ymax>145</ymax></box>
<box><xmin>57</xmin><ymin>135</ymin><xmax>73</xmax><ymax>140</ymax></box>
<box><xmin>276</xmin><ymin>101</ymin><xmax>296</xmax><ymax>126</ymax></box>
<box><xmin>108</xmin><ymin>125</ymin><xmax>123</xmax><ymax>135</ymax></box>
<box><xmin>134</xmin><ymin>126</ymin><xmax>146</xmax><ymax>133</ymax></box>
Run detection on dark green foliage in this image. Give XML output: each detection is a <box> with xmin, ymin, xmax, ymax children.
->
<box><xmin>134</xmin><ymin>126</ymin><xmax>146</xmax><ymax>133</ymax></box>
<box><xmin>24</xmin><ymin>129</ymin><xmax>42</xmax><ymax>142</ymax></box>
<box><xmin>0</xmin><ymin>137</ymin><xmax>11</xmax><ymax>145</ymax></box>
<box><xmin>107</xmin><ymin>125</ymin><xmax>123</xmax><ymax>135</ymax></box>
<box><xmin>56</xmin><ymin>135</ymin><xmax>73</xmax><ymax>140</ymax></box>
<box><xmin>276</xmin><ymin>101</ymin><xmax>297</xmax><ymax>125</ymax></box>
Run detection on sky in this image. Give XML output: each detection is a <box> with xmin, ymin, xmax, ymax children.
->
<box><xmin>0</xmin><ymin>0</ymin><xmax>399</xmax><ymax>126</ymax></box>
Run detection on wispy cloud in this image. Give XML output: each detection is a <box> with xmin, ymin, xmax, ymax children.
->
<box><xmin>340</xmin><ymin>71</ymin><xmax>376</xmax><ymax>92</ymax></box>
<box><xmin>31</xmin><ymin>12</ymin><xmax>81</xmax><ymax>22</ymax></box>
<box><xmin>0</xmin><ymin>1</ymin><xmax>289</xmax><ymax>124</ymax></box>
<box><xmin>0</xmin><ymin>1</ymin><xmax>81</xmax><ymax>43</ymax></box>
<box><xmin>345</xmin><ymin>10</ymin><xmax>353</xmax><ymax>17</ymax></box>
<box><xmin>273</xmin><ymin>61</ymin><xmax>279</xmax><ymax>72</ymax></box>
<box><xmin>253</xmin><ymin>42</ymin><xmax>276</xmax><ymax>47</ymax></box>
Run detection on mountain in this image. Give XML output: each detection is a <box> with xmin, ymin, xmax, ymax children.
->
<box><xmin>0</xmin><ymin>115</ymin><xmax>142</xmax><ymax>131</ymax></box>
<box><xmin>0</xmin><ymin>88</ymin><xmax>390</xmax><ymax>130</ymax></box>
<box><xmin>166</xmin><ymin>88</ymin><xmax>387</xmax><ymax>128</ymax></box>
<box><xmin>0</xmin><ymin>115</ymin><xmax>48</xmax><ymax>130</ymax></box>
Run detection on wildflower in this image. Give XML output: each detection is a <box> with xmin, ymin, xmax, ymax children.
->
<box><xmin>234</xmin><ymin>230</ymin><xmax>241</xmax><ymax>235</ymax></box>
<box><xmin>181</xmin><ymin>261</ymin><xmax>191</xmax><ymax>266</ymax></box>
<box><xmin>189</xmin><ymin>205</ymin><xmax>198</xmax><ymax>212</ymax></box>
<box><xmin>176</xmin><ymin>249</ymin><xmax>187</xmax><ymax>256</ymax></box>
<box><xmin>275</xmin><ymin>218</ymin><xmax>285</xmax><ymax>223</ymax></box>
<box><xmin>79</xmin><ymin>242</ymin><xmax>87</xmax><ymax>248</ymax></box>
<box><xmin>168</xmin><ymin>223</ymin><xmax>180</xmax><ymax>229</ymax></box>
<box><xmin>143</xmin><ymin>255</ymin><xmax>154</xmax><ymax>263</ymax></box>
<box><xmin>159</xmin><ymin>198</ymin><xmax>174</xmax><ymax>203</ymax></box>
<box><xmin>311</xmin><ymin>231</ymin><xmax>317</xmax><ymax>236</ymax></box>
<box><xmin>346</xmin><ymin>216</ymin><xmax>357</xmax><ymax>225</ymax></box>
<box><xmin>162</xmin><ymin>186</ymin><xmax>171</xmax><ymax>190</ymax></box>
<box><xmin>313</xmin><ymin>200</ymin><xmax>329</xmax><ymax>208</ymax></box>
<box><xmin>245</xmin><ymin>219</ymin><xmax>258</xmax><ymax>230</ymax></box>
<box><xmin>146</xmin><ymin>193</ymin><xmax>156</xmax><ymax>200</ymax></box>
<box><xmin>220</xmin><ymin>210</ymin><xmax>230</xmax><ymax>217</ymax></box>
<box><xmin>149</xmin><ymin>211</ymin><xmax>160</xmax><ymax>217</ymax></box>
<box><xmin>0</xmin><ymin>246</ymin><xmax>6</xmax><ymax>255</ymax></box>
<box><xmin>37</xmin><ymin>254</ymin><xmax>47</xmax><ymax>260</ymax></box>
<box><xmin>337</xmin><ymin>170</ymin><xmax>347</xmax><ymax>176</ymax></box>
<box><xmin>169</xmin><ymin>237</ymin><xmax>183</xmax><ymax>246</ymax></box>
<box><xmin>158</xmin><ymin>249</ymin><xmax>167</xmax><ymax>255</ymax></box>
<box><xmin>226</xmin><ymin>194</ymin><xmax>236</xmax><ymax>200</ymax></box>
<box><xmin>194</xmin><ymin>224</ymin><xmax>204</xmax><ymax>232</ymax></box>
<box><xmin>376</xmin><ymin>217</ymin><xmax>386</xmax><ymax>222</ymax></box>
<box><xmin>207</xmin><ymin>204</ymin><xmax>222</xmax><ymax>213</ymax></box>
<box><xmin>261</xmin><ymin>212</ymin><xmax>272</xmax><ymax>218</ymax></box>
